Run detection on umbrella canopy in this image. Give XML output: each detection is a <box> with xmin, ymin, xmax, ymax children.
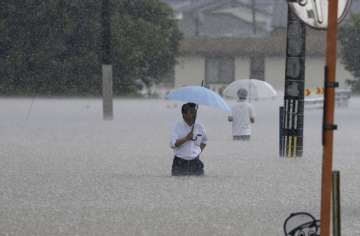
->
<box><xmin>166</xmin><ymin>85</ymin><xmax>231</xmax><ymax>112</ymax></box>
<box><xmin>223</xmin><ymin>79</ymin><xmax>277</xmax><ymax>101</ymax></box>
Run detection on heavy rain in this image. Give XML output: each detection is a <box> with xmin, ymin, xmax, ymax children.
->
<box><xmin>1</xmin><ymin>0</ymin><xmax>360</xmax><ymax>235</ymax></box>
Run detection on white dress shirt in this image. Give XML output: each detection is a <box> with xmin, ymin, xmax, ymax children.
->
<box><xmin>230</xmin><ymin>101</ymin><xmax>255</xmax><ymax>136</ymax></box>
<box><xmin>170</xmin><ymin>120</ymin><xmax>208</xmax><ymax>160</ymax></box>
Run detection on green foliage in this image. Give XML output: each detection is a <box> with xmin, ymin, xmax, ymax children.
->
<box><xmin>339</xmin><ymin>13</ymin><xmax>360</xmax><ymax>93</ymax></box>
<box><xmin>0</xmin><ymin>0</ymin><xmax>182</xmax><ymax>96</ymax></box>
<box><xmin>112</xmin><ymin>0</ymin><xmax>182</xmax><ymax>94</ymax></box>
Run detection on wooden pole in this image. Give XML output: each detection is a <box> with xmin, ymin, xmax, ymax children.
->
<box><xmin>320</xmin><ymin>0</ymin><xmax>339</xmax><ymax>235</ymax></box>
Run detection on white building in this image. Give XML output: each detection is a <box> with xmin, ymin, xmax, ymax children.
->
<box><xmin>163</xmin><ymin>0</ymin><xmax>357</xmax><ymax>93</ymax></box>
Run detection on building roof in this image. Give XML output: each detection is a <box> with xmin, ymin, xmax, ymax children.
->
<box><xmin>163</xmin><ymin>0</ymin><xmax>287</xmax><ymax>30</ymax></box>
<box><xmin>164</xmin><ymin>0</ymin><xmax>358</xmax><ymax>56</ymax></box>
<box><xmin>179</xmin><ymin>28</ymin><xmax>330</xmax><ymax>57</ymax></box>
<box><xmin>164</xmin><ymin>0</ymin><xmax>360</xmax><ymax>29</ymax></box>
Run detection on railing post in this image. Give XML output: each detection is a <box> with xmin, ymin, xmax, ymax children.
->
<box><xmin>332</xmin><ymin>170</ymin><xmax>341</xmax><ymax>236</ymax></box>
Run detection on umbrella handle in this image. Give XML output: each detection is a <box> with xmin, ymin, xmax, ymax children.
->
<box><xmin>191</xmin><ymin>79</ymin><xmax>202</xmax><ymax>139</ymax></box>
<box><xmin>190</xmin><ymin>104</ymin><xmax>198</xmax><ymax>140</ymax></box>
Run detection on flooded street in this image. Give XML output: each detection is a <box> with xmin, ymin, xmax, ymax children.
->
<box><xmin>1</xmin><ymin>97</ymin><xmax>359</xmax><ymax>235</ymax></box>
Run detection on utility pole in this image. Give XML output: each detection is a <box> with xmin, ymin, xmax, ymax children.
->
<box><xmin>251</xmin><ymin>0</ymin><xmax>256</xmax><ymax>35</ymax></box>
<box><xmin>280</xmin><ymin>7</ymin><xmax>306</xmax><ymax>158</ymax></box>
<box><xmin>102</xmin><ymin>0</ymin><xmax>113</xmax><ymax>120</ymax></box>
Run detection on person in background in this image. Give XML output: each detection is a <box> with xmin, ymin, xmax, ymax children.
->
<box><xmin>228</xmin><ymin>88</ymin><xmax>255</xmax><ymax>141</ymax></box>
<box><xmin>170</xmin><ymin>102</ymin><xmax>207</xmax><ymax>176</ymax></box>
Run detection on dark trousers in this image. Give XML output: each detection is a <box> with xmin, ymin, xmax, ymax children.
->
<box><xmin>171</xmin><ymin>156</ymin><xmax>204</xmax><ymax>176</ymax></box>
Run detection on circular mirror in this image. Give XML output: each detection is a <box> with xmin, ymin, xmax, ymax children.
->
<box><xmin>288</xmin><ymin>0</ymin><xmax>352</xmax><ymax>29</ymax></box>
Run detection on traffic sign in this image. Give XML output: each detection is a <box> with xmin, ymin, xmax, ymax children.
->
<box><xmin>288</xmin><ymin>0</ymin><xmax>352</xmax><ymax>29</ymax></box>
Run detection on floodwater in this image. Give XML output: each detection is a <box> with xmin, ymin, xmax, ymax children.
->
<box><xmin>0</xmin><ymin>96</ymin><xmax>359</xmax><ymax>235</ymax></box>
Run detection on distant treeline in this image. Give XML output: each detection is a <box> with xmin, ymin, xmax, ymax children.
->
<box><xmin>0</xmin><ymin>0</ymin><xmax>182</xmax><ymax>96</ymax></box>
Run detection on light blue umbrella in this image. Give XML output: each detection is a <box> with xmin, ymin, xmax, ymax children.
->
<box><xmin>166</xmin><ymin>85</ymin><xmax>231</xmax><ymax>113</ymax></box>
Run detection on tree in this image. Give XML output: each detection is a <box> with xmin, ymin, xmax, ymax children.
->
<box><xmin>111</xmin><ymin>0</ymin><xmax>182</xmax><ymax>94</ymax></box>
<box><xmin>339</xmin><ymin>13</ymin><xmax>360</xmax><ymax>93</ymax></box>
<box><xmin>0</xmin><ymin>0</ymin><xmax>182</xmax><ymax>96</ymax></box>
<box><xmin>0</xmin><ymin>0</ymin><xmax>104</xmax><ymax>95</ymax></box>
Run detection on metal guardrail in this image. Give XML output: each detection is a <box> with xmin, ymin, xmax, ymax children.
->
<box><xmin>304</xmin><ymin>89</ymin><xmax>351</xmax><ymax>109</ymax></box>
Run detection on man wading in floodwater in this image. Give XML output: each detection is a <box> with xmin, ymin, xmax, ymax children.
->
<box><xmin>169</xmin><ymin>103</ymin><xmax>208</xmax><ymax>176</ymax></box>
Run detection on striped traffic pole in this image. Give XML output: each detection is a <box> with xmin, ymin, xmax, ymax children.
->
<box><xmin>281</xmin><ymin>7</ymin><xmax>306</xmax><ymax>158</ymax></box>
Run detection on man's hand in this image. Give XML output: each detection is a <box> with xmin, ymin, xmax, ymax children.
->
<box><xmin>200</xmin><ymin>143</ymin><xmax>206</xmax><ymax>151</ymax></box>
<box><xmin>175</xmin><ymin>130</ymin><xmax>193</xmax><ymax>147</ymax></box>
<box><xmin>185</xmin><ymin>130</ymin><xmax>193</xmax><ymax>140</ymax></box>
